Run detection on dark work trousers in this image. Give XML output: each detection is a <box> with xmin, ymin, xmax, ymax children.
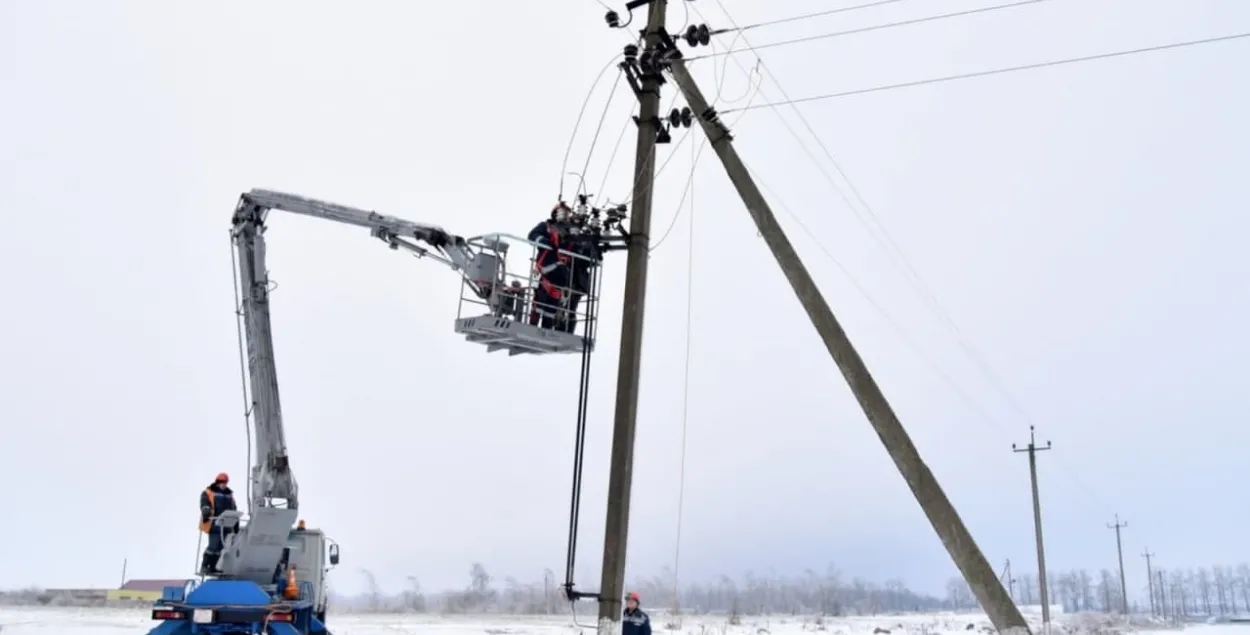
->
<box><xmin>530</xmin><ymin>265</ymin><xmax>571</xmax><ymax>329</ymax></box>
<box><xmin>201</xmin><ymin>524</ymin><xmax>237</xmax><ymax>573</ymax></box>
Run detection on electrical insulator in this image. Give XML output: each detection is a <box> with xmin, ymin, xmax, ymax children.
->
<box><xmin>683</xmin><ymin>24</ymin><xmax>713</xmax><ymax>47</ymax></box>
<box><xmin>605</xmin><ymin>10</ymin><xmax>621</xmax><ymax>28</ymax></box>
<box><xmin>683</xmin><ymin>25</ymin><xmax>700</xmax><ymax>47</ymax></box>
<box><xmin>667</xmin><ymin>107</ymin><xmax>694</xmax><ymax>129</ymax></box>
<box><xmin>696</xmin><ymin>24</ymin><xmax>711</xmax><ymax>46</ymax></box>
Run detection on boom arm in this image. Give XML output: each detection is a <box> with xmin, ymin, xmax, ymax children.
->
<box><xmin>230</xmin><ymin>189</ymin><xmax>483</xmax><ymax>512</ymax></box>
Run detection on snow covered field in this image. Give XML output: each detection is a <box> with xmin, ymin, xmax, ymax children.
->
<box><xmin>0</xmin><ymin>607</ymin><xmax>1243</xmax><ymax>635</ymax></box>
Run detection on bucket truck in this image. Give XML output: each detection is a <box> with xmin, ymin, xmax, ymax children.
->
<box><xmin>146</xmin><ymin>189</ymin><xmax>625</xmax><ymax>635</ymax></box>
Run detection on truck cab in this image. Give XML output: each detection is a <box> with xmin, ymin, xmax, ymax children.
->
<box><xmin>282</xmin><ymin>522</ymin><xmax>340</xmax><ymax>621</ymax></box>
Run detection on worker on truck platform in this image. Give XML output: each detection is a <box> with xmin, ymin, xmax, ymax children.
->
<box><xmin>622</xmin><ymin>591</ymin><xmax>651</xmax><ymax>635</ymax></box>
<box><xmin>528</xmin><ymin>202</ymin><xmax>573</xmax><ymax>329</ymax></box>
<box><xmin>199</xmin><ymin>472</ymin><xmax>238</xmax><ymax>574</ymax></box>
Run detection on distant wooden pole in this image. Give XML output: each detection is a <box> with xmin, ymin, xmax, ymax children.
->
<box><xmin>120</xmin><ymin>558</ymin><xmax>128</xmax><ymax>587</ymax></box>
<box><xmin>1107</xmin><ymin>515</ymin><xmax>1129</xmax><ymax>614</ymax></box>
<box><xmin>1013</xmin><ymin>426</ymin><xmax>1052</xmax><ymax>628</ymax></box>
<box><xmin>1142</xmin><ymin>549</ymin><xmax>1156</xmax><ymax>616</ymax></box>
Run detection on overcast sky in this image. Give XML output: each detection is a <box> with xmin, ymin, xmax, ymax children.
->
<box><xmin>1</xmin><ymin>0</ymin><xmax>1246</xmax><ymax>600</ymax></box>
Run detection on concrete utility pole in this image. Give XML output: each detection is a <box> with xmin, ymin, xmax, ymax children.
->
<box><xmin>1142</xmin><ymin>549</ymin><xmax>1156</xmax><ymax>616</ymax></box>
<box><xmin>1108</xmin><ymin>515</ymin><xmax>1129</xmax><ymax>614</ymax></box>
<box><xmin>596</xmin><ymin>0</ymin><xmax>668</xmax><ymax>632</ymax></box>
<box><xmin>664</xmin><ymin>55</ymin><xmax>1029</xmax><ymax>634</ymax></box>
<box><xmin>1013</xmin><ymin>426</ymin><xmax>1052</xmax><ymax>628</ymax></box>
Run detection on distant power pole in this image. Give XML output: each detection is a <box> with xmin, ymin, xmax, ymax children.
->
<box><xmin>1108</xmin><ymin>514</ymin><xmax>1129</xmax><ymax>614</ymax></box>
<box><xmin>1013</xmin><ymin>426</ymin><xmax>1052</xmax><ymax>628</ymax></box>
<box><xmin>1000</xmin><ymin>559</ymin><xmax>1016</xmax><ymax>602</ymax></box>
<box><xmin>1142</xmin><ymin>549</ymin><xmax>1156</xmax><ymax>616</ymax></box>
<box><xmin>1156</xmin><ymin>570</ymin><xmax>1167</xmax><ymax>619</ymax></box>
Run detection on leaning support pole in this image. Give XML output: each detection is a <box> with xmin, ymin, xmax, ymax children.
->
<box><xmin>666</xmin><ymin>58</ymin><xmax>1030</xmax><ymax>634</ymax></box>
<box><xmin>596</xmin><ymin>1</ymin><xmax>669</xmax><ymax>634</ymax></box>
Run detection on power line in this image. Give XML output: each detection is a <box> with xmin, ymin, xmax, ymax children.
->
<box><xmin>670</xmin><ymin>134</ymin><xmax>697</xmax><ymax>625</ymax></box>
<box><xmin>698</xmin><ymin>0</ymin><xmax>1123</xmax><ymax>517</ymax></box>
<box><xmin>692</xmin><ymin>0</ymin><xmax>1021</xmax><ymax>441</ymax></box>
<box><xmin>721</xmin><ymin>0</ymin><xmax>918</xmax><ymax>34</ymax></box>
<box><xmin>559</xmin><ymin>53</ymin><xmax>624</xmax><ymax>199</ymax></box>
<box><xmin>724</xmin><ymin>31</ymin><xmax>1250</xmax><ymax>112</ymax></box>
<box><xmin>665</xmin><ymin>29</ymin><xmax>1029</xmax><ymax>631</ymax></box>
<box><xmin>594</xmin><ymin>114</ymin><xmax>633</xmax><ymax>207</ymax></box>
<box><xmin>652</xmin><ymin>51</ymin><xmax>763</xmax><ymax>251</ymax></box>
<box><xmin>690</xmin><ymin>0</ymin><xmax>1053</xmax><ymax>61</ymax></box>
<box><xmin>693</xmin><ymin>8</ymin><xmax>1055</xmax><ymax>440</ymax></box>
<box><xmin>577</xmin><ymin>69</ymin><xmax>626</xmax><ymax>199</ymax></box>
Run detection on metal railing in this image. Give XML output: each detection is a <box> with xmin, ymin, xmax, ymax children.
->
<box><xmin>457</xmin><ymin>233</ymin><xmax>604</xmax><ymax>336</ymax></box>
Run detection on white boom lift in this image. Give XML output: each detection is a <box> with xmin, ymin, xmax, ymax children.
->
<box><xmin>195</xmin><ymin>189</ymin><xmax>621</xmax><ymax>631</ymax></box>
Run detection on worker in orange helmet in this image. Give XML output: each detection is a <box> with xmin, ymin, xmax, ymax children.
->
<box><xmin>198</xmin><ymin>472</ymin><xmax>238</xmax><ymax>575</ymax></box>
<box><xmin>622</xmin><ymin>590</ymin><xmax>651</xmax><ymax>635</ymax></box>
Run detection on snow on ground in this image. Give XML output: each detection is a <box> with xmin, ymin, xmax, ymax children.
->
<box><xmin>0</xmin><ymin>607</ymin><xmax>1244</xmax><ymax>635</ymax></box>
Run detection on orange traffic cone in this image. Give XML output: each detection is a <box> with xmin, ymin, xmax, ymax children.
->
<box><xmin>283</xmin><ymin>566</ymin><xmax>299</xmax><ymax>600</ymax></box>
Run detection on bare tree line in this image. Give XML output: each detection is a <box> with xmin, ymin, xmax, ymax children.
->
<box><xmin>944</xmin><ymin>562</ymin><xmax>1250</xmax><ymax>618</ymax></box>
<box><xmin>337</xmin><ymin>564</ymin><xmax>944</xmax><ymax>616</ymax></box>
<box><xmin>4</xmin><ymin>561</ymin><xmax>1245</xmax><ymax>620</ymax></box>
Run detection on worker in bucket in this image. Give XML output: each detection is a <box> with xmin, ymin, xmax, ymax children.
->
<box><xmin>622</xmin><ymin>591</ymin><xmax>651</xmax><ymax>635</ymax></box>
<box><xmin>561</xmin><ymin>201</ymin><xmax>600</xmax><ymax>334</ymax></box>
<box><xmin>527</xmin><ymin>202</ymin><xmax>573</xmax><ymax>329</ymax></box>
<box><xmin>198</xmin><ymin>472</ymin><xmax>238</xmax><ymax>574</ymax></box>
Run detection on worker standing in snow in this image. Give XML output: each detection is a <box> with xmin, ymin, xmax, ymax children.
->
<box><xmin>199</xmin><ymin>472</ymin><xmax>238</xmax><ymax>575</ymax></box>
<box><xmin>622</xmin><ymin>591</ymin><xmax>651</xmax><ymax>635</ymax></box>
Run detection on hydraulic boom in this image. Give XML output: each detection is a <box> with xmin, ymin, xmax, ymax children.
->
<box><xmin>222</xmin><ymin>189</ymin><xmax>500</xmax><ymax>587</ymax></box>
<box><xmin>231</xmin><ymin>189</ymin><xmax>480</xmax><ymax>514</ymax></box>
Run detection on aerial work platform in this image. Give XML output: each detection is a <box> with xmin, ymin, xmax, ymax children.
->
<box><xmin>234</xmin><ymin>190</ymin><xmax>622</xmax><ymax>357</ymax></box>
<box><xmin>453</xmin><ymin>232</ymin><xmax>604</xmax><ymax>356</ymax></box>
<box><xmin>455</xmin><ymin>314</ymin><xmax>590</xmax><ymax>355</ymax></box>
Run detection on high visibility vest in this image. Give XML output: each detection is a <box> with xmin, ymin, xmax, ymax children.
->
<box><xmin>199</xmin><ymin>488</ymin><xmax>215</xmax><ymax>533</ymax></box>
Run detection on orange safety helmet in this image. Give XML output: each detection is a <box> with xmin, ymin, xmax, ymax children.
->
<box><xmin>626</xmin><ymin>591</ymin><xmax>640</xmax><ymax>603</ymax></box>
<box><xmin>215</xmin><ymin>472</ymin><xmax>229</xmax><ymax>483</ymax></box>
